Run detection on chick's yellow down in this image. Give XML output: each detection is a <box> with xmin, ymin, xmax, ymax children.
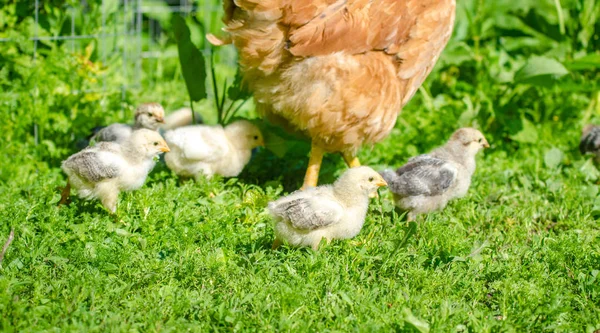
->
<box><xmin>163</xmin><ymin>120</ymin><xmax>263</xmax><ymax>179</ymax></box>
<box><xmin>209</xmin><ymin>0</ymin><xmax>456</xmax><ymax>188</ymax></box>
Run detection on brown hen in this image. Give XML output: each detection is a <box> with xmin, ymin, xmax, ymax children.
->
<box><xmin>208</xmin><ymin>0</ymin><xmax>456</xmax><ymax>188</ymax></box>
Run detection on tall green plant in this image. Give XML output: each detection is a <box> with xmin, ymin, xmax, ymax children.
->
<box><xmin>172</xmin><ymin>15</ymin><xmax>207</xmax><ymax>124</ymax></box>
<box><xmin>172</xmin><ymin>15</ymin><xmax>250</xmax><ymax>125</ymax></box>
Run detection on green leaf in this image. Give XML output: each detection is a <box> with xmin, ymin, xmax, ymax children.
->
<box><xmin>509</xmin><ymin>118</ymin><xmax>539</xmax><ymax>144</ymax></box>
<box><xmin>514</xmin><ymin>56</ymin><xmax>569</xmax><ymax>87</ymax></box>
<box><xmin>579</xmin><ymin>159</ymin><xmax>600</xmax><ymax>181</ymax></box>
<box><xmin>566</xmin><ymin>53</ymin><xmax>600</xmax><ymax>71</ymax></box>
<box><xmin>227</xmin><ymin>68</ymin><xmax>252</xmax><ymax>101</ymax></box>
<box><xmin>402</xmin><ymin>308</ymin><xmax>430</xmax><ymax>333</ymax></box>
<box><xmin>172</xmin><ymin>15</ymin><xmax>207</xmax><ymax>102</ymax></box>
<box><xmin>544</xmin><ymin>147</ymin><xmax>564</xmax><ymax>168</ymax></box>
<box><xmin>115</xmin><ymin>228</ymin><xmax>131</xmax><ymax>237</ymax></box>
<box><xmin>581</xmin><ymin>185</ymin><xmax>599</xmax><ymax>199</ymax></box>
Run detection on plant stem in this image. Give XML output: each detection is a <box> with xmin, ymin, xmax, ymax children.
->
<box><xmin>189</xmin><ymin>96</ymin><xmax>196</xmax><ymax>124</ymax></box>
<box><xmin>225</xmin><ymin>99</ymin><xmax>249</xmax><ymax>124</ymax></box>
<box><xmin>209</xmin><ymin>51</ymin><xmax>222</xmax><ymax>124</ymax></box>
<box><xmin>220</xmin><ymin>78</ymin><xmax>228</xmax><ymax>123</ymax></box>
<box><xmin>553</xmin><ymin>0</ymin><xmax>565</xmax><ymax>35</ymax></box>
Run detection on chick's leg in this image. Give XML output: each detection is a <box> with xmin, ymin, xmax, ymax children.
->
<box><xmin>96</xmin><ymin>182</ymin><xmax>119</xmax><ymax>214</ymax></box>
<box><xmin>311</xmin><ymin>241</ymin><xmax>321</xmax><ymax>251</ymax></box>
<box><xmin>58</xmin><ymin>182</ymin><xmax>71</xmax><ymax>206</ymax></box>
<box><xmin>302</xmin><ymin>143</ymin><xmax>324</xmax><ymax>190</ymax></box>
<box><xmin>272</xmin><ymin>238</ymin><xmax>282</xmax><ymax>250</ymax></box>
<box><xmin>311</xmin><ymin>237</ymin><xmax>330</xmax><ymax>251</ymax></box>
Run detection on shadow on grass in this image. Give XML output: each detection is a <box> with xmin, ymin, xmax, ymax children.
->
<box><xmin>144</xmin><ymin>146</ymin><xmax>351</xmax><ymax>193</ymax></box>
<box><xmin>233</xmin><ymin>234</ymin><xmax>274</xmax><ymax>254</ymax></box>
<box><xmin>238</xmin><ymin>149</ymin><xmax>351</xmax><ymax>192</ymax></box>
<box><xmin>60</xmin><ymin>196</ymin><xmax>111</xmax><ymax>218</ymax></box>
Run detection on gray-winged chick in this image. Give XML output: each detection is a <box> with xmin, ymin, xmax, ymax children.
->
<box><xmin>380</xmin><ymin>128</ymin><xmax>489</xmax><ymax>221</ymax></box>
<box><xmin>580</xmin><ymin>124</ymin><xmax>600</xmax><ymax>162</ymax></box>
<box><xmin>91</xmin><ymin>103</ymin><xmax>165</xmax><ymax>143</ymax></box>
<box><xmin>61</xmin><ymin>129</ymin><xmax>170</xmax><ymax>213</ymax></box>
<box><xmin>269</xmin><ymin>166</ymin><xmax>387</xmax><ymax>250</ymax></box>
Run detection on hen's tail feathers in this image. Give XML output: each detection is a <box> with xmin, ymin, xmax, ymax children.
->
<box><xmin>206</xmin><ymin>33</ymin><xmax>232</xmax><ymax>46</ymax></box>
<box><xmin>580</xmin><ymin>124</ymin><xmax>600</xmax><ymax>155</ymax></box>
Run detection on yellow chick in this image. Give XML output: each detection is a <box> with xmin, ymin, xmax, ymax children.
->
<box><xmin>163</xmin><ymin>120</ymin><xmax>263</xmax><ymax>179</ymax></box>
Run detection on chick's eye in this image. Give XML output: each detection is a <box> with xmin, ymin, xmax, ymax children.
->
<box><xmin>253</xmin><ymin>135</ymin><xmax>258</xmax><ymax>140</ymax></box>
<box><xmin>478</xmin><ymin>138</ymin><xmax>482</xmax><ymax>143</ymax></box>
<box><xmin>368</xmin><ymin>177</ymin><xmax>374</xmax><ymax>182</ymax></box>
<box><xmin>148</xmin><ymin>112</ymin><xmax>153</xmax><ymax>117</ymax></box>
<box><xmin>153</xmin><ymin>142</ymin><xmax>159</xmax><ymax>146</ymax></box>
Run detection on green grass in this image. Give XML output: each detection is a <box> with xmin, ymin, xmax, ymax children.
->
<box><xmin>1</xmin><ymin>0</ymin><xmax>600</xmax><ymax>331</ymax></box>
<box><xmin>1</xmin><ymin>114</ymin><xmax>600</xmax><ymax>331</ymax></box>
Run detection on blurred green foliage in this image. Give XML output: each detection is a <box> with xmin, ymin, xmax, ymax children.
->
<box><xmin>1</xmin><ymin>0</ymin><xmax>598</xmax><ymax>170</ymax></box>
<box><xmin>413</xmin><ymin>0</ymin><xmax>600</xmax><ymax>150</ymax></box>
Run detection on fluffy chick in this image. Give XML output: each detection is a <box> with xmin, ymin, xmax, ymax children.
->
<box><xmin>269</xmin><ymin>166</ymin><xmax>387</xmax><ymax>251</ymax></box>
<box><xmin>380</xmin><ymin>128</ymin><xmax>489</xmax><ymax>221</ymax></box>
<box><xmin>160</xmin><ymin>107</ymin><xmax>203</xmax><ymax>131</ymax></box>
<box><xmin>163</xmin><ymin>120</ymin><xmax>263</xmax><ymax>179</ymax></box>
<box><xmin>580</xmin><ymin>124</ymin><xmax>600</xmax><ymax>162</ymax></box>
<box><xmin>92</xmin><ymin>103</ymin><xmax>165</xmax><ymax>143</ymax></box>
<box><xmin>61</xmin><ymin>129</ymin><xmax>170</xmax><ymax>213</ymax></box>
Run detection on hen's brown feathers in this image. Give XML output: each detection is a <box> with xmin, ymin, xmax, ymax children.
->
<box><xmin>218</xmin><ymin>0</ymin><xmax>455</xmax><ymax>152</ymax></box>
<box><xmin>287</xmin><ymin>0</ymin><xmax>408</xmax><ymax>57</ymax></box>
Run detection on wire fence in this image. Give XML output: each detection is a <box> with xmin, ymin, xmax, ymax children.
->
<box><xmin>0</xmin><ymin>0</ymin><xmax>227</xmax><ymax>101</ymax></box>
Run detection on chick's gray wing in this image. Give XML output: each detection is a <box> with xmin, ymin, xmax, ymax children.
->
<box><xmin>271</xmin><ymin>195</ymin><xmax>344</xmax><ymax>230</ymax></box>
<box><xmin>389</xmin><ymin>155</ymin><xmax>457</xmax><ymax>197</ymax></box>
<box><xmin>93</xmin><ymin>124</ymin><xmax>132</xmax><ymax>142</ymax></box>
<box><xmin>580</xmin><ymin>126</ymin><xmax>600</xmax><ymax>155</ymax></box>
<box><xmin>64</xmin><ymin>150</ymin><xmax>120</xmax><ymax>182</ymax></box>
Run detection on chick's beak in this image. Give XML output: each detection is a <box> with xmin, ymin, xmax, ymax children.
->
<box><xmin>156</xmin><ymin>116</ymin><xmax>165</xmax><ymax>123</ymax></box>
<box><xmin>159</xmin><ymin>142</ymin><xmax>170</xmax><ymax>153</ymax></box>
<box><xmin>375</xmin><ymin>177</ymin><xmax>388</xmax><ymax>187</ymax></box>
<box><xmin>483</xmin><ymin>140</ymin><xmax>490</xmax><ymax>148</ymax></box>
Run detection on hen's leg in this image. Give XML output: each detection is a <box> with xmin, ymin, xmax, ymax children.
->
<box><xmin>58</xmin><ymin>182</ymin><xmax>71</xmax><ymax>206</ymax></box>
<box><xmin>302</xmin><ymin>143</ymin><xmax>324</xmax><ymax>190</ymax></box>
<box><xmin>343</xmin><ymin>152</ymin><xmax>380</xmax><ymax>197</ymax></box>
<box><xmin>342</xmin><ymin>153</ymin><xmax>361</xmax><ymax>168</ymax></box>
